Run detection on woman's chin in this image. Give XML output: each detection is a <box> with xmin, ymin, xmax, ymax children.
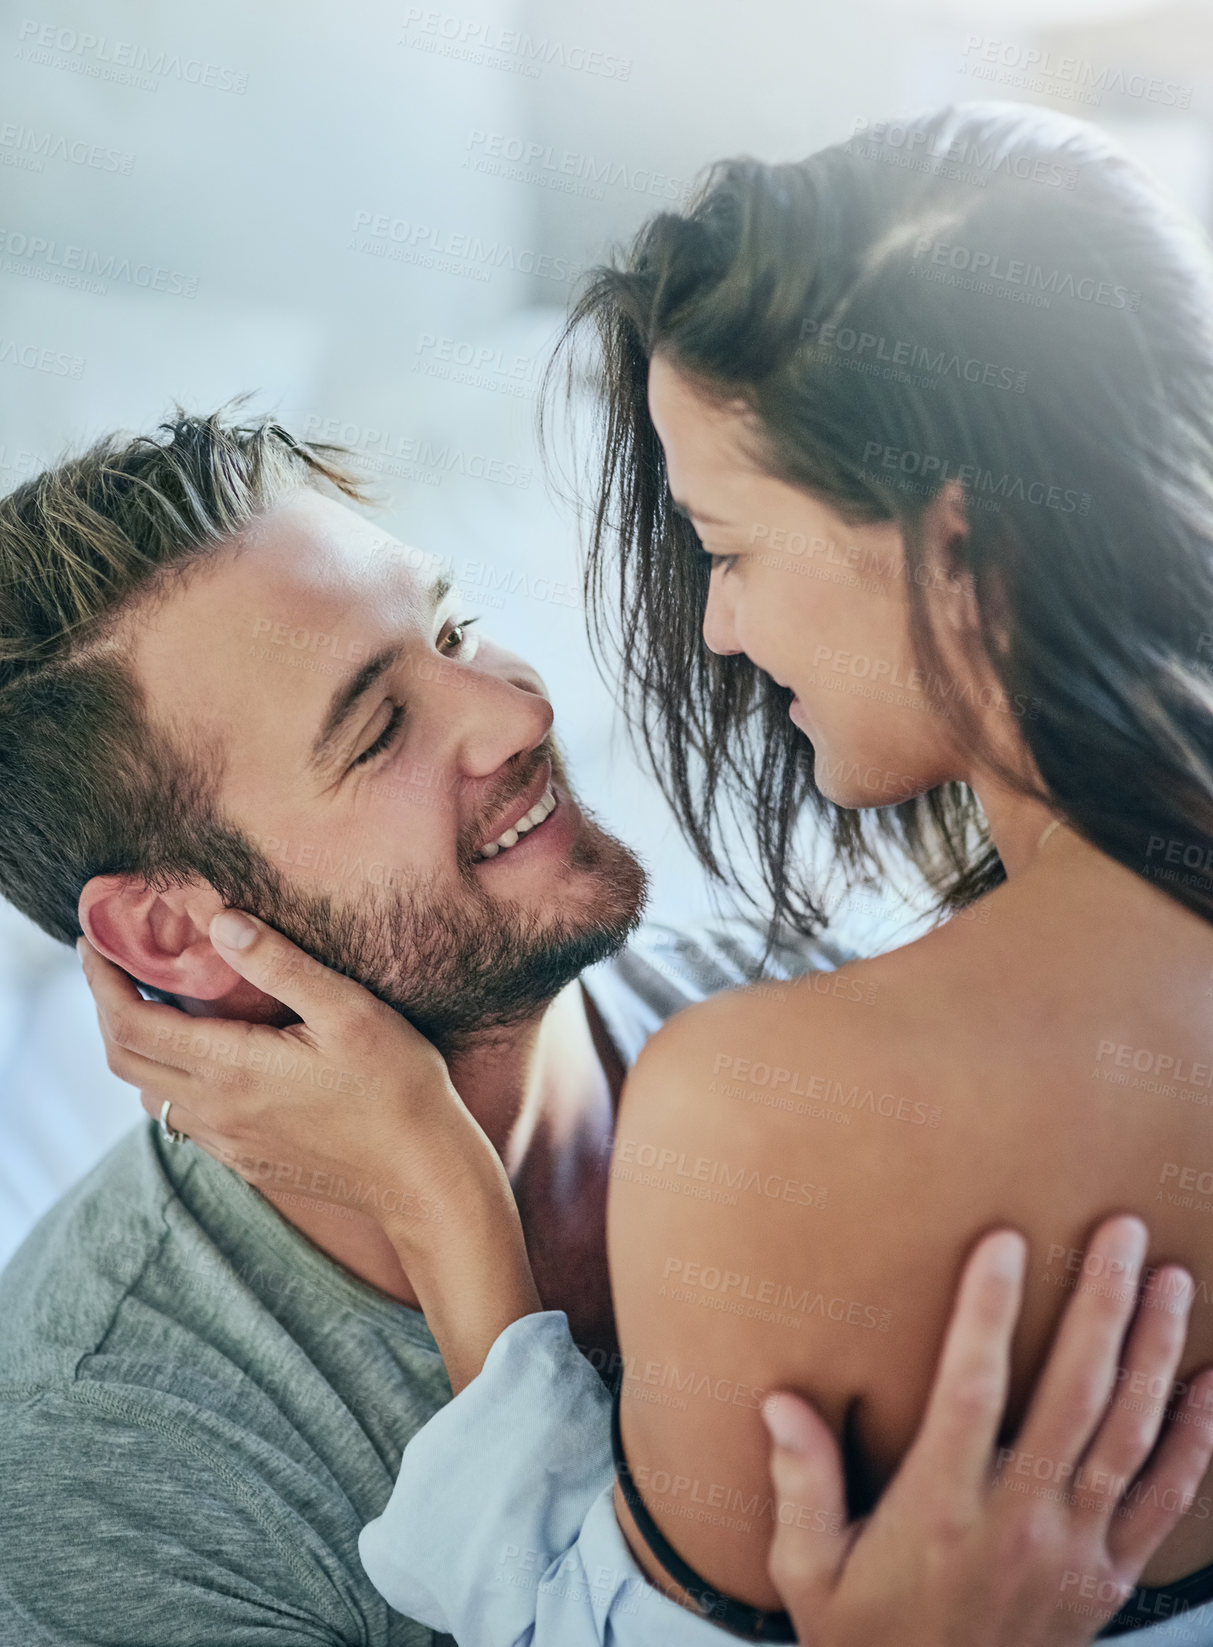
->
<box><xmin>812</xmin><ymin>747</ymin><xmax>923</xmax><ymax>808</ymax></box>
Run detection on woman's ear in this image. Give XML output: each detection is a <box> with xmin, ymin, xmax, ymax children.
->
<box><xmin>923</xmin><ymin>480</ymin><xmax>981</xmax><ymax>639</ymax></box>
<box><xmin>78</xmin><ymin>874</ymin><xmax>253</xmax><ymax>1002</ymax></box>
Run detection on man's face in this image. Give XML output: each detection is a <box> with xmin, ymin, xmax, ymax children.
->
<box><xmin>126</xmin><ymin>488</ymin><xmax>647</xmax><ymax>1049</ymax></box>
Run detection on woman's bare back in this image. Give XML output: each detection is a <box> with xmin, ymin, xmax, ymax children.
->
<box><xmin>608</xmin><ymin>830</ymin><xmax>1213</xmax><ymax>1606</ymax></box>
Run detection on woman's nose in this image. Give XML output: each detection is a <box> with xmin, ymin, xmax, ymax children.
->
<box><xmin>701</xmin><ymin>574</ymin><xmax>741</xmax><ymax>656</ymax></box>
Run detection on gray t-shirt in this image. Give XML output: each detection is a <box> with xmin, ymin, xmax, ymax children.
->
<box><xmin>0</xmin><ymin>920</ymin><xmax>840</xmax><ymax>1646</ymax></box>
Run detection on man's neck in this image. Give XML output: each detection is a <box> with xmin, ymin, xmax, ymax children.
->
<box><xmin>257</xmin><ymin>975</ymin><xmax>626</xmax><ymax>1334</ymax></box>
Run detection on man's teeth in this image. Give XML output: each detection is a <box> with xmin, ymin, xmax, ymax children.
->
<box><xmin>475</xmin><ymin>786</ymin><xmax>557</xmax><ymax>860</ymax></box>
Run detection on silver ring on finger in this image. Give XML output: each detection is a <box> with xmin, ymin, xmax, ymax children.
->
<box><xmin>158</xmin><ymin>1097</ymin><xmax>187</xmax><ymax>1146</ymax></box>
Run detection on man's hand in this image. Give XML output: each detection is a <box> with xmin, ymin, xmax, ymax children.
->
<box><xmin>763</xmin><ymin>1216</ymin><xmax>1213</xmax><ymax>1646</ymax></box>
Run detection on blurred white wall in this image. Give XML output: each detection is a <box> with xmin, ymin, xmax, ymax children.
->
<box><xmin>1</xmin><ymin>0</ymin><xmax>1211</xmax><ymax>1264</ymax></box>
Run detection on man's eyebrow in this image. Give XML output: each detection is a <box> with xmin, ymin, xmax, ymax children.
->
<box><xmin>310</xmin><ymin>644</ymin><xmax>402</xmax><ymax>773</ymax></box>
<box><xmin>670</xmin><ymin>499</ymin><xmax>729</xmax><ymax>526</ymax></box>
<box><xmin>308</xmin><ymin>572</ymin><xmax>454</xmax><ymax>774</ymax></box>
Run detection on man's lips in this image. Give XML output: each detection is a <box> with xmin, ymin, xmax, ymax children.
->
<box><xmin>471</xmin><ymin>759</ymin><xmax>555</xmax><ymax>860</ymax></box>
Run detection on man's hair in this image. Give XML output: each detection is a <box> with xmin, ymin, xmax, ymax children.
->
<box><xmin>0</xmin><ymin>404</ymin><xmax>369</xmax><ymax>944</ymax></box>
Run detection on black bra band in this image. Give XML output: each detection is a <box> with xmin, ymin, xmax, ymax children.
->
<box><xmin>610</xmin><ymin>1377</ymin><xmax>797</xmax><ymax>1642</ymax></box>
<box><xmin>611</xmin><ymin>1376</ymin><xmax>1213</xmax><ymax>1641</ymax></box>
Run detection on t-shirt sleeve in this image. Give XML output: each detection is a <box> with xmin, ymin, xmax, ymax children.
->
<box><xmin>358</xmin><ymin>1310</ymin><xmax>729</xmax><ymax>1647</ymax></box>
<box><xmin>0</xmin><ymin>1387</ymin><xmax>403</xmax><ymax>1646</ymax></box>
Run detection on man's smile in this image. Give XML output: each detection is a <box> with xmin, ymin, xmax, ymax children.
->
<box><xmin>472</xmin><ymin>782</ymin><xmax>559</xmax><ymax>861</ymax></box>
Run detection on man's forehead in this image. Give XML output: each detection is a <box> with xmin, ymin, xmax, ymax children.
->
<box><xmin>124</xmin><ymin>489</ymin><xmax>447</xmax><ymax>746</ymax></box>
<box><xmin>130</xmin><ymin>490</ymin><xmax>446</xmax><ymax>644</ymax></box>
<box><xmin>233</xmin><ymin>489</ymin><xmax>445</xmax><ymax>604</ymax></box>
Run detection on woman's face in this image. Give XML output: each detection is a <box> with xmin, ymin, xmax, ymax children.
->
<box><xmin>646</xmin><ymin>351</ymin><xmax>973</xmax><ymax>809</ymax></box>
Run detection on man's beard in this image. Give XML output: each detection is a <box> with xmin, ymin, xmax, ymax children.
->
<box><xmin>249</xmin><ymin>742</ymin><xmax>648</xmax><ymax>1056</ymax></box>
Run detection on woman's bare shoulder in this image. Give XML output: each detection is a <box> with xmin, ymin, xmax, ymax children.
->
<box><xmin>627</xmin><ymin>906</ymin><xmax>986</xmax><ymax>1105</ymax></box>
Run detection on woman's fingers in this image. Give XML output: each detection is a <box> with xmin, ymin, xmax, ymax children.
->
<box><xmin>78</xmin><ymin>937</ymin><xmax>260</xmax><ymax>1075</ymax></box>
<box><xmin>79</xmin><ymin>935</ymin><xmax>293</xmax><ymax>1112</ymax></box>
<box><xmin>1075</xmin><ymin>1265</ymin><xmax>1193</xmax><ymax>1516</ymax></box>
<box><xmin>1015</xmin><ymin>1215</ymin><xmax>1147</xmax><ymax>1470</ymax></box>
<box><xmin>763</xmin><ymin>1391</ymin><xmax>850</xmax><ymax>1615</ymax></box>
<box><xmin>900</xmin><ymin>1228</ymin><xmax>1027</xmax><ymax>1498</ymax></box>
<box><xmin>78</xmin><ymin>937</ymin><xmax>324</xmax><ymax>1143</ymax></box>
<box><xmin>1106</xmin><ymin>1367</ymin><xmax>1213</xmax><ymax>1572</ymax></box>
<box><xmin>208</xmin><ymin>910</ymin><xmax>384</xmax><ymax>1041</ymax></box>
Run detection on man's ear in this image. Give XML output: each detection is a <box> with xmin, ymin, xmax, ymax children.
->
<box><xmin>78</xmin><ymin>873</ymin><xmax>252</xmax><ymax>1002</ymax></box>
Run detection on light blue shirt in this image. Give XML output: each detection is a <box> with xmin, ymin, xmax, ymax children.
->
<box><xmin>359</xmin><ymin>1308</ymin><xmax>1213</xmax><ymax>1646</ymax></box>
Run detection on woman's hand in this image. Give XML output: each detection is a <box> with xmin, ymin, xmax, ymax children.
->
<box><xmin>78</xmin><ymin>908</ymin><xmax>542</xmax><ymax>1389</ymax></box>
<box><xmin>761</xmin><ymin>1215</ymin><xmax>1213</xmax><ymax>1646</ymax></box>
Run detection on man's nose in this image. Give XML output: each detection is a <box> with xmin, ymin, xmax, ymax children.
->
<box><xmin>702</xmin><ymin>573</ymin><xmax>742</xmax><ymax>656</ymax></box>
<box><xmin>442</xmin><ymin>665</ymin><xmax>554</xmax><ymax>780</ymax></box>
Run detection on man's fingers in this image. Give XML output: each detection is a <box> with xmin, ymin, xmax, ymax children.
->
<box><xmin>900</xmin><ymin>1228</ymin><xmax>1026</xmax><ymax>1496</ymax></box>
<box><xmin>1107</xmin><ymin>1368</ymin><xmax>1213</xmax><ymax>1572</ymax></box>
<box><xmin>763</xmin><ymin>1392</ymin><xmax>850</xmax><ymax>1616</ymax></box>
<box><xmin>1016</xmin><ymin>1215</ymin><xmax>1147</xmax><ymax>1469</ymax></box>
<box><xmin>1077</xmin><ymin>1265</ymin><xmax>1194</xmax><ymax>1520</ymax></box>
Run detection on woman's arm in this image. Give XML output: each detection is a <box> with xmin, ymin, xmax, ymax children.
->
<box><xmin>80</xmin><ymin>910</ymin><xmax>540</xmax><ymax>1392</ymax></box>
<box><xmin>370</xmin><ymin>1222</ymin><xmax>1213</xmax><ymax>1647</ymax></box>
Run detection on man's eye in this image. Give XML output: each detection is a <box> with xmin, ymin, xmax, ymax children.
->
<box><xmin>440</xmin><ymin>615</ymin><xmax>480</xmax><ymax>652</ymax></box>
<box><xmin>352</xmin><ymin>704</ymin><xmax>404</xmax><ymax>768</ymax></box>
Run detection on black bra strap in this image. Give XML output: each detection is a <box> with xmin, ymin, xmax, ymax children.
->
<box><xmin>610</xmin><ymin>1376</ymin><xmax>1213</xmax><ymax>1642</ymax></box>
<box><xmin>610</xmin><ymin>1377</ymin><xmax>797</xmax><ymax>1642</ymax></box>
